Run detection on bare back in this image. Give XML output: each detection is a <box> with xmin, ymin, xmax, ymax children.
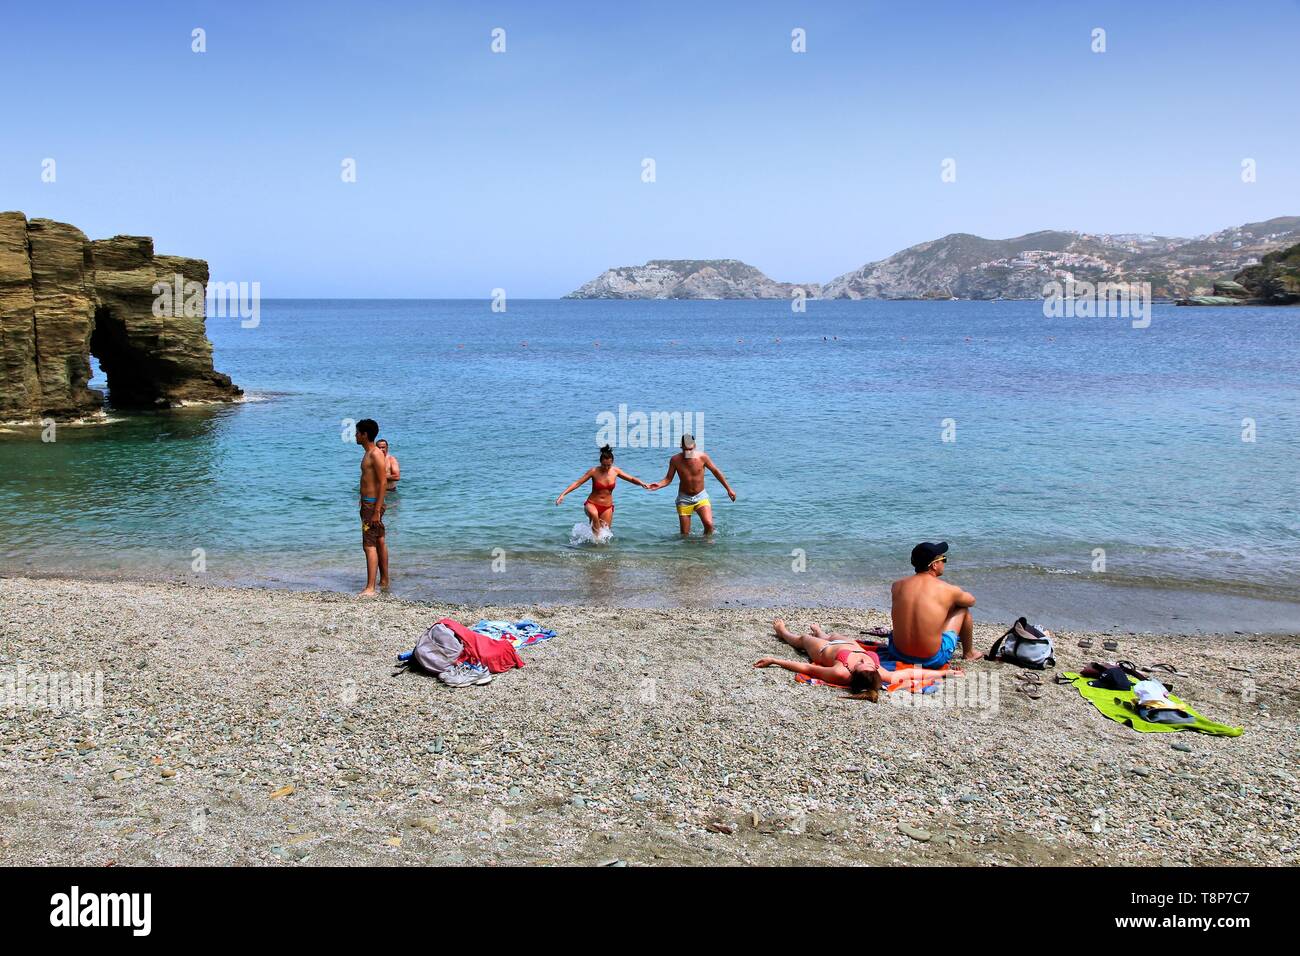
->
<box><xmin>890</xmin><ymin>573</ymin><xmax>966</xmax><ymax>658</ymax></box>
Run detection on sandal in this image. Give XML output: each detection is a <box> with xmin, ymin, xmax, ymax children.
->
<box><xmin>1103</xmin><ymin>639</ymin><xmax>1119</xmax><ymax>651</ymax></box>
<box><xmin>1016</xmin><ymin>682</ymin><xmax>1043</xmax><ymax>700</ymax></box>
<box><xmin>1148</xmin><ymin>662</ymin><xmax>1184</xmax><ymax>676</ymax></box>
<box><xmin>1078</xmin><ymin>638</ymin><xmax>1093</xmax><ymax>649</ymax></box>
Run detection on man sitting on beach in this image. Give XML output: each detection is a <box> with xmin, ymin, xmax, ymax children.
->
<box><xmin>647</xmin><ymin>434</ymin><xmax>736</xmax><ymax>535</ymax></box>
<box><xmin>356</xmin><ymin>418</ymin><xmax>390</xmax><ymax>597</ymax></box>
<box><xmin>888</xmin><ymin>541</ymin><xmax>982</xmax><ymax>666</ymax></box>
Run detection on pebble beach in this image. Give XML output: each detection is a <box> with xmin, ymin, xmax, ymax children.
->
<box><xmin>1</xmin><ymin>575</ymin><xmax>1296</xmax><ymax>866</ymax></box>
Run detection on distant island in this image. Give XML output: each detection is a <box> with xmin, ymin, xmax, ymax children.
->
<box><xmin>565</xmin><ymin>259</ymin><xmax>819</xmax><ymax>300</ymax></box>
<box><xmin>565</xmin><ymin>216</ymin><xmax>1300</xmax><ymax>302</ymax></box>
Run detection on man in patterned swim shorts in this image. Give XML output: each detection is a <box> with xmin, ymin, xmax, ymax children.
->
<box><xmin>355</xmin><ymin>418</ymin><xmax>390</xmax><ymax>597</ymax></box>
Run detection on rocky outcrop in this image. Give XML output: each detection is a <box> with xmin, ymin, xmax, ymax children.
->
<box><xmin>822</xmin><ymin>217</ymin><xmax>1300</xmax><ymax>301</ymax></box>
<box><xmin>1232</xmin><ymin>241</ymin><xmax>1300</xmax><ymax>304</ymax></box>
<box><xmin>565</xmin><ymin>259</ymin><xmax>818</xmax><ymax>300</ymax></box>
<box><xmin>0</xmin><ymin>212</ymin><xmax>240</xmax><ymax>421</ymax></box>
<box><xmin>1178</xmin><ymin>242</ymin><xmax>1300</xmax><ymax>305</ymax></box>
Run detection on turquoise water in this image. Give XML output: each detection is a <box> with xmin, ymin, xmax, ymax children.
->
<box><xmin>2</xmin><ymin>299</ymin><xmax>1298</xmax><ymax>633</ymax></box>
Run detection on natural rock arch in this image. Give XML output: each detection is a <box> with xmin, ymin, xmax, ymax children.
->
<box><xmin>0</xmin><ymin>212</ymin><xmax>240</xmax><ymax>421</ymax></box>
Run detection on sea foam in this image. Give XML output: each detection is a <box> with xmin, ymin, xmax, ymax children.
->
<box><xmin>570</xmin><ymin>522</ymin><xmax>614</xmax><ymax>546</ymax></box>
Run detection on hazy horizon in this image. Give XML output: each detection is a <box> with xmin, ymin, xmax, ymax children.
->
<box><xmin>5</xmin><ymin>0</ymin><xmax>1298</xmax><ymax>296</ymax></box>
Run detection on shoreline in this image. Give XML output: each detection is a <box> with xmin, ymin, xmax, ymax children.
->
<box><xmin>4</xmin><ymin>562</ymin><xmax>1299</xmax><ymax>637</ymax></box>
<box><xmin>2</xmin><ymin>575</ymin><xmax>1295</xmax><ymax>866</ymax></box>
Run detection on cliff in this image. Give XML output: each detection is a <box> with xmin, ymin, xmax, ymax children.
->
<box><xmin>564</xmin><ymin>259</ymin><xmax>819</xmax><ymax>300</ymax></box>
<box><xmin>0</xmin><ymin>212</ymin><xmax>240</xmax><ymax>421</ymax></box>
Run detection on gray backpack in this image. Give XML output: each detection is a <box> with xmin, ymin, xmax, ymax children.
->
<box><xmin>988</xmin><ymin>617</ymin><xmax>1056</xmax><ymax>669</ymax></box>
<box><xmin>396</xmin><ymin>622</ymin><xmax>462</xmax><ymax>676</ymax></box>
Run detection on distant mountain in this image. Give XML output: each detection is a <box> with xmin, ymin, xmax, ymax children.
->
<box><xmin>821</xmin><ymin>217</ymin><xmax>1300</xmax><ymax>300</ymax></box>
<box><xmin>564</xmin><ymin>259</ymin><xmax>818</xmax><ymax>300</ymax></box>
<box><xmin>567</xmin><ymin>217</ymin><xmax>1300</xmax><ymax>301</ymax></box>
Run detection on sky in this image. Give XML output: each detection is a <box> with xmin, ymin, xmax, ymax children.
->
<box><xmin>3</xmin><ymin>0</ymin><xmax>1298</xmax><ymax>296</ymax></box>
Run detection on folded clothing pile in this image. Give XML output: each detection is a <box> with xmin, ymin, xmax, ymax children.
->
<box><xmin>441</xmin><ymin>618</ymin><xmax>526</xmax><ymax>673</ymax></box>
<box><xmin>397</xmin><ymin>617</ymin><xmax>528</xmax><ymax>685</ymax></box>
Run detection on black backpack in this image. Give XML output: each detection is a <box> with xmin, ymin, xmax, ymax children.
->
<box><xmin>988</xmin><ymin>617</ymin><xmax>1056</xmax><ymax>669</ymax></box>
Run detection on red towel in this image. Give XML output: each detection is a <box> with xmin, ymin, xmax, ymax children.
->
<box><xmin>440</xmin><ymin>618</ymin><xmax>526</xmax><ymax>673</ymax></box>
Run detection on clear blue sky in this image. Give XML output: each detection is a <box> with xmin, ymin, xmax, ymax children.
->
<box><xmin>4</xmin><ymin>0</ymin><xmax>1297</xmax><ymax>296</ymax></box>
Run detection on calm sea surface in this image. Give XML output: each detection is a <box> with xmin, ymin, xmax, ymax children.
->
<box><xmin>2</xmin><ymin>299</ymin><xmax>1297</xmax><ymax>633</ymax></box>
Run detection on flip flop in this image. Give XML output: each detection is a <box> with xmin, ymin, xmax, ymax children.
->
<box><xmin>1016</xmin><ymin>671</ymin><xmax>1042</xmax><ymax>685</ymax></box>
<box><xmin>1016</xmin><ymin>683</ymin><xmax>1043</xmax><ymax>700</ymax></box>
<box><xmin>1103</xmin><ymin>639</ymin><xmax>1119</xmax><ymax>651</ymax></box>
<box><xmin>1078</xmin><ymin>638</ymin><xmax>1094</xmax><ymax>649</ymax></box>
<box><xmin>1148</xmin><ymin>662</ymin><xmax>1184</xmax><ymax>676</ymax></box>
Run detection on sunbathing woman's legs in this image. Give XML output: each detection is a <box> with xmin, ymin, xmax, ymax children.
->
<box><xmin>773</xmin><ymin>619</ymin><xmax>830</xmax><ymax>659</ymax></box>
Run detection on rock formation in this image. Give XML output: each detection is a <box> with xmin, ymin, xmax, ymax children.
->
<box><xmin>1230</xmin><ymin>241</ymin><xmax>1300</xmax><ymax>304</ymax></box>
<box><xmin>0</xmin><ymin>212</ymin><xmax>240</xmax><ymax>421</ymax></box>
<box><xmin>565</xmin><ymin>259</ymin><xmax>818</xmax><ymax>300</ymax></box>
<box><xmin>1177</xmin><ymin>242</ymin><xmax>1300</xmax><ymax>305</ymax></box>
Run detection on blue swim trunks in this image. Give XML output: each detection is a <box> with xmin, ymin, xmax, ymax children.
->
<box><xmin>886</xmin><ymin>630</ymin><xmax>959</xmax><ymax>669</ymax></box>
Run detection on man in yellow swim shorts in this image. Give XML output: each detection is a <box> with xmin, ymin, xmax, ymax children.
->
<box><xmin>647</xmin><ymin>434</ymin><xmax>736</xmax><ymax>536</ymax></box>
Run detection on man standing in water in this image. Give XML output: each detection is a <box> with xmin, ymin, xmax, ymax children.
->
<box><xmin>376</xmin><ymin>438</ymin><xmax>400</xmax><ymax>491</ymax></box>
<box><xmin>648</xmin><ymin>434</ymin><xmax>736</xmax><ymax>535</ymax></box>
<box><xmin>355</xmin><ymin>418</ymin><xmax>389</xmax><ymax>597</ymax></box>
<box><xmin>888</xmin><ymin>541</ymin><xmax>982</xmax><ymax>666</ymax></box>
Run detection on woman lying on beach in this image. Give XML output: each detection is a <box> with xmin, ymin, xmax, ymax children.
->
<box><xmin>555</xmin><ymin>445</ymin><xmax>650</xmax><ymax>533</ymax></box>
<box><xmin>754</xmin><ymin>620</ymin><xmax>962</xmax><ymax>701</ymax></box>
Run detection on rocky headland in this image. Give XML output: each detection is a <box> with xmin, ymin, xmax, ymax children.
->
<box><xmin>1178</xmin><ymin>241</ymin><xmax>1300</xmax><ymax>306</ymax></box>
<box><xmin>0</xmin><ymin>212</ymin><xmax>240</xmax><ymax>422</ymax></box>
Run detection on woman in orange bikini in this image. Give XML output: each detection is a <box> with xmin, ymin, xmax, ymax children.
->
<box><xmin>754</xmin><ymin>620</ymin><xmax>962</xmax><ymax>701</ymax></box>
<box><xmin>555</xmin><ymin>445</ymin><xmax>649</xmax><ymax>534</ymax></box>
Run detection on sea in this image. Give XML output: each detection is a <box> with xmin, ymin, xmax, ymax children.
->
<box><xmin>2</xmin><ymin>298</ymin><xmax>1298</xmax><ymax>634</ymax></box>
